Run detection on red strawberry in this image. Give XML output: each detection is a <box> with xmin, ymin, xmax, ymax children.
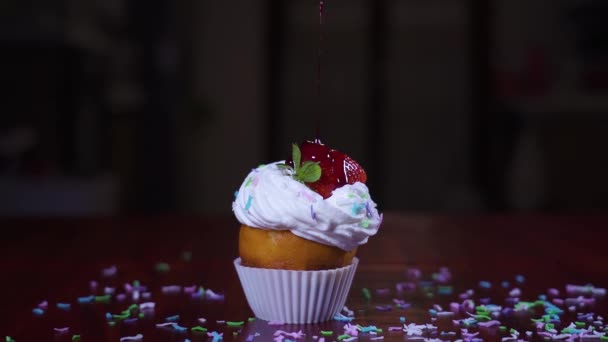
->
<box><xmin>288</xmin><ymin>140</ymin><xmax>367</xmax><ymax>198</ymax></box>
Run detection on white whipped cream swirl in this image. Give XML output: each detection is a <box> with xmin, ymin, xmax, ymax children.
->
<box><xmin>232</xmin><ymin>162</ymin><xmax>382</xmax><ymax>251</ymax></box>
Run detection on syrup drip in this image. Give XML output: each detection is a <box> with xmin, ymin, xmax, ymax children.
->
<box><xmin>314</xmin><ymin>0</ymin><xmax>325</xmax><ymax>143</ymax></box>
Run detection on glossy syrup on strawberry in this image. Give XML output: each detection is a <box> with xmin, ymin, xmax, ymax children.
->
<box><xmin>287</xmin><ymin>140</ymin><xmax>367</xmax><ymax>198</ymax></box>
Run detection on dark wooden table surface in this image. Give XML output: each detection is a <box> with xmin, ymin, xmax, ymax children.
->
<box><xmin>2</xmin><ymin>213</ymin><xmax>608</xmax><ymax>341</ymax></box>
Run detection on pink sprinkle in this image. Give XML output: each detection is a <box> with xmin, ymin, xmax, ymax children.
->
<box><xmin>206</xmin><ymin>289</ymin><xmax>225</xmax><ymax>300</ymax></box>
<box><xmin>274</xmin><ymin>330</ymin><xmax>305</xmax><ymax>339</ymax></box>
<box><xmin>319</xmin><ymin>338</ymin><xmax>325</xmax><ymax>342</ymax></box>
<box><xmin>183</xmin><ymin>285</ymin><xmax>197</xmax><ymax>294</ymax></box>
<box><xmin>395</xmin><ymin>282</ymin><xmax>416</xmax><ymax>292</ymax></box>
<box><xmin>116</xmin><ymin>293</ymin><xmax>127</xmax><ymax>302</ymax></box>
<box><xmin>388</xmin><ymin>326</ymin><xmax>402</xmax><ymax>331</ymax></box>
<box><xmin>299</xmin><ymin>191</ymin><xmax>317</xmax><ymax>203</ymax></box>
<box><xmin>38</xmin><ymin>300</ymin><xmax>48</xmax><ymax>310</ymax></box>
<box><xmin>104</xmin><ymin>286</ymin><xmax>115</xmax><ymax>295</ymax></box>
<box><xmin>120</xmin><ymin>334</ymin><xmax>143</xmax><ymax>341</ymax></box>
<box><xmin>89</xmin><ymin>281</ymin><xmax>98</xmax><ymax>292</ymax></box>
<box><xmin>161</xmin><ymin>285</ymin><xmax>182</xmax><ymax>294</ymax></box>
<box><xmin>344</xmin><ymin>323</ymin><xmax>358</xmax><ymax>336</ymax></box>
<box><xmin>548</xmin><ymin>288</ymin><xmax>560</xmax><ymax>296</ymax></box>
<box><xmin>370</xmin><ymin>337</ymin><xmax>384</xmax><ymax>340</ymax></box>
<box><xmin>268</xmin><ymin>320</ymin><xmax>285</xmax><ymax>325</ymax></box>
<box><xmin>142</xmin><ymin>292</ymin><xmax>151</xmax><ymax>299</ymax></box>
<box><xmin>156</xmin><ymin>322</ymin><xmax>174</xmax><ymax>328</ymax></box>
<box><xmin>449</xmin><ymin>302</ymin><xmax>460</xmax><ymax>313</ymax></box>
<box><xmin>139</xmin><ymin>302</ymin><xmax>156</xmax><ymax>310</ymax></box>
<box><xmin>553</xmin><ymin>298</ymin><xmax>564</xmax><ymax>306</ymax></box>
<box><xmin>376</xmin><ymin>288</ymin><xmax>390</xmax><ymax>295</ymax></box>
<box><xmin>101</xmin><ymin>265</ymin><xmax>117</xmax><ymax>277</ymax></box>
<box><xmin>124</xmin><ymin>283</ymin><xmax>133</xmax><ymax>293</ymax></box>
<box><xmin>54</xmin><ymin>327</ymin><xmax>69</xmax><ymax>333</ymax></box>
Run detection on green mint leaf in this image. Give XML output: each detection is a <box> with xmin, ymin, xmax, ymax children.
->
<box><xmin>292</xmin><ymin>144</ymin><xmax>301</xmax><ymax>172</ymax></box>
<box><xmin>296</xmin><ymin>161</ymin><xmax>321</xmax><ymax>183</ymax></box>
<box><xmin>276</xmin><ymin>163</ymin><xmax>292</xmax><ymax>170</ymax></box>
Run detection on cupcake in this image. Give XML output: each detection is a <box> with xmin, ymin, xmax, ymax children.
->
<box><xmin>233</xmin><ymin>140</ymin><xmax>382</xmax><ymax>323</ymax></box>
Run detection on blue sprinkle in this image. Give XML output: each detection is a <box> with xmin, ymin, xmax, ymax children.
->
<box><xmin>78</xmin><ymin>295</ymin><xmax>94</xmax><ymax>304</ymax></box>
<box><xmin>429</xmin><ymin>309</ymin><xmax>438</xmax><ymax>316</ymax></box>
<box><xmin>310</xmin><ymin>204</ymin><xmax>316</xmax><ymax>220</ymax></box>
<box><xmin>166</xmin><ymin>315</ymin><xmax>180</xmax><ymax>322</ymax></box>
<box><xmin>209</xmin><ymin>332</ymin><xmax>223</xmax><ymax>342</ymax></box>
<box><xmin>172</xmin><ymin>323</ymin><xmax>187</xmax><ymax>332</ymax></box>
<box><xmin>285</xmin><ymin>340</ymin><xmax>295</xmax><ymax>342</ymax></box>
<box><xmin>538</xmin><ymin>294</ymin><xmax>547</xmax><ymax>301</ymax></box>
<box><xmin>234</xmin><ymin>191</ymin><xmax>239</xmax><ymax>199</ymax></box>
<box><xmin>400</xmin><ymin>316</ymin><xmax>406</xmax><ymax>323</ymax></box>
<box><xmin>479</xmin><ymin>281</ymin><xmax>491</xmax><ymax>289</ymax></box>
<box><xmin>245</xmin><ymin>195</ymin><xmax>253</xmax><ymax>211</ymax></box>
<box><xmin>351</xmin><ymin>202</ymin><xmax>365</xmax><ymax>215</ymax></box>
<box><xmin>359</xmin><ymin>326</ymin><xmax>379</xmax><ymax>333</ymax></box>
<box><xmin>185</xmin><ymin>340</ymin><xmax>191</xmax><ymax>342</ymax></box>
<box><xmin>515</xmin><ymin>275</ymin><xmax>525</xmax><ymax>283</ymax></box>
<box><xmin>32</xmin><ymin>308</ymin><xmax>44</xmax><ymax>316</ymax></box>
<box><xmin>57</xmin><ymin>303</ymin><xmax>71</xmax><ymax>310</ymax></box>
<box><xmin>333</xmin><ymin>313</ymin><xmax>354</xmax><ymax>322</ymax></box>
<box><xmin>501</xmin><ymin>281</ymin><xmax>510</xmax><ymax>288</ymax></box>
<box><xmin>106</xmin><ymin>312</ymin><xmax>113</xmax><ymax>321</ymax></box>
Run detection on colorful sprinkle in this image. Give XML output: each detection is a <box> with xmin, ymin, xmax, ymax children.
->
<box><xmin>245</xmin><ymin>195</ymin><xmax>253</xmax><ymax>211</ymax></box>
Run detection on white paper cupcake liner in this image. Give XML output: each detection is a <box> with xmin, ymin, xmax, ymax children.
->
<box><xmin>234</xmin><ymin>257</ymin><xmax>359</xmax><ymax>324</ymax></box>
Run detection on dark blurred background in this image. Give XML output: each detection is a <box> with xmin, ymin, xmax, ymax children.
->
<box><xmin>2</xmin><ymin>0</ymin><xmax>608</xmax><ymax>216</ymax></box>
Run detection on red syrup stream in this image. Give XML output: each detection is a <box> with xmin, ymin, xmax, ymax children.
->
<box><xmin>314</xmin><ymin>0</ymin><xmax>325</xmax><ymax>144</ymax></box>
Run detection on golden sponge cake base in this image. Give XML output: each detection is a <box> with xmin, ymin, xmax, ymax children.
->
<box><xmin>239</xmin><ymin>225</ymin><xmax>356</xmax><ymax>270</ymax></box>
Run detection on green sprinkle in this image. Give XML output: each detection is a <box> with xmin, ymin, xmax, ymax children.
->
<box><xmin>248</xmin><ymin>317</ymin><xmax>256</xmax><ymax>322</ymax></box>
<box><xmin>362</xmin><ymin>288</ymin><xmax>372</xmax><ymax>301</ymax></box>
<box><xmin>198</xmin><ymin>286</ymin><xmax>205</xmax><ymax>295</ymax></box>
<box><xmin>545</xmin><ymin>323</ymin><xmax>555</xmax><ymax>331</ymax></box>
<box><xmin>108</xmin><ymin>321</ymin><xmax>116</xmax><ymax>327</ymax></box>
<box><xmin>113</xmin><ymin>312</ymin><xmax>130</xmax><ymax>320</ymax></box>
<box><xmin>72</xmin><ymin>335</ymin><xmax>81</xmax><ymax>341</ymax></box>
<box><xmin>361</xmin><ymin>193</ymin><xmax>369</xmax><ymax>199</ymax></box>
<box><xmin>426</xmin><ymin>292</ymin><xmax>434</xmax><ymax>298</ymax></box>
<box><xmin>258</xmin><ymin>164</ymin><xmax>266</xmax><ymax>168</ymax></box>
<box><xmin>155</xmin><ymin>262</ymin><xmax>170</xmax><ymax>273</ymax></box>
<box><xmin>320</xmin><ymin>331</ymin><xmax>333</xmax><ymax>336</ymax></box>
<box><xmin>575</xmin><ymin>322</ymin><xmax>586</xmax><ymax>328</ymax></box>
<box><xmin>226</xmin><ymin>321</ymin><xmax>244</xmax><ymax>327</ymax></box>
<box><xmin>376</xmin><ymin>329</ymin><xmax>383</xmax><ymax>333</ymax></box>
<box><xmin>128</xmin><ymin>304</ymin><xmax>138</xmax><ymax>311</ymax></box>
<box><xmin>338</xmin><ymin>334</ymin><xmax>352</xmax><ymax>341</ymax></box>
<box><xmin>6</xmin><ymin>337</ymin><xmax>15</xmax><ymax>342</ymax></box>
<box><xmin>544</xmin><ymin>337</ymin><xmax>551</xmax><ymax>341</ymax></box>
<box><xmin>233</xmin><ymin>332</ymin><xmax>238</xmax><ymax>336</ymax></box>
<box><xmin>499</xmin><ymin>326</ymin><xmax>507</xmax><ymax>333</ymax></box>
<box><xmin>245</xmin><ymin>177</ymin><xmax>253</xmax><ymax>187</ymax></box>
<box><xmin>138</xmin><ymin>313</ymin><xmax>144</xmax><ymax>319</ymax></box>
<box><xmin>510</xmin><ymin>328</ymin><xmax>518</xmax><ymax>335</ymax></box>
<box><xmin>94</xmin><ymin>295</ymin><xmax>111</xmax><ymax>303</ymax></box>
<box><xmin>600</xmin><ymin>336</ymin><xmax>608</xmax><ymax>341</ymax></box>
<box><xmin>360</xmin><ymin>218</ymin><xmax>370</xmax><ymax>228</ymax></box>
<box><xmin>191</xmin><ymin>326</ymin><xmax>208</xmax><ymax>332</ymax></box>
<box><xmin>133</xmin><ymin>280</ymin><xmax>140</xmax><ymax>287</ymax></box>
<box><xmin>475</xmin><ymin>314</ymin><xmax>491</xmax><ymax>322</ymax></box>
<box><xmin>181</xmin><ymin>251</ymin><xmax>192</xmax><ymax>261</ymax></box>
<box><xmin>347</xmin><ymin>193</ymin><xmax>355</xmax><ymax>198</ymax></box>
